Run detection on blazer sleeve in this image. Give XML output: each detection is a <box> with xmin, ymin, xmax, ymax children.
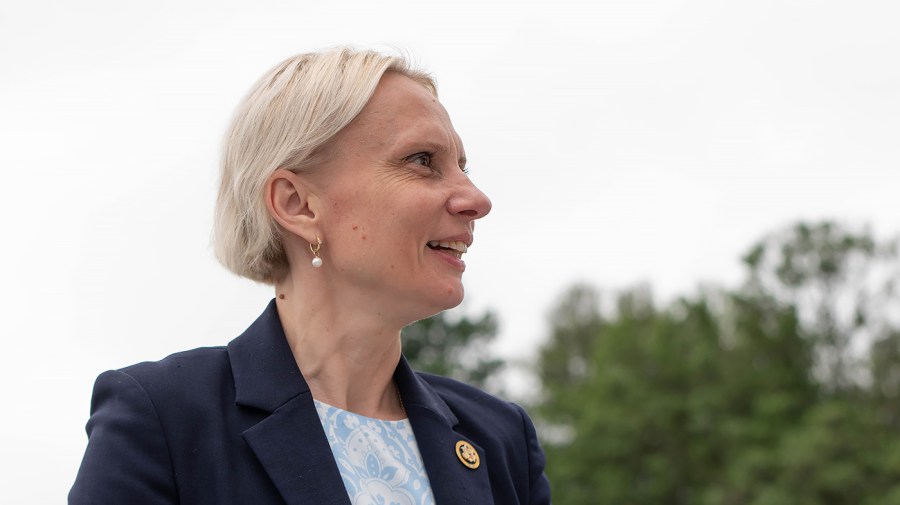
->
<box><xmin>515</xmin><ymin>403</ymin><xmax>552</xmax><ymax>505</ymax></box>
<box><xmin>69</xmin><ymin>370</ymin><xmax>178</xmax><ymax>505</ymax></box>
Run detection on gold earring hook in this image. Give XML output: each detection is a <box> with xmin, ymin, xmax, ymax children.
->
<box><xmin>309</xmin><ymin>235</ymin><xmax>322</xmax><ymax>255</ymax></box>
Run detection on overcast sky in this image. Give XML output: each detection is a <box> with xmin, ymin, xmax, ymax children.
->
<box><xmin>2</xmin><ymin>0</ymin><xmax>898</xmax><ymax>501</ymax></box>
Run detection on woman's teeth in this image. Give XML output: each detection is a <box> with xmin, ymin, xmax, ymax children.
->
<box><xmin>427</xmin><ymin>240</ymin><xmax>468</xmax><ymax>257</ymax></box>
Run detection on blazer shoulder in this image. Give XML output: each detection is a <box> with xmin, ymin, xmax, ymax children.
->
<box><xmin>115</xmin><ymin>346</ymin><xmax>231</xmax><ymax>400</ymax></box>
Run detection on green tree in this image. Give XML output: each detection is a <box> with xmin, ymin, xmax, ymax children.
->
<box><xmin>742</xmin><ymin>221</ymin><xmax>899</xmax><ymax>390</ymax></box>
<box><xmin>723</xmin><ymin>222</ymin><xmax>900</xmax><ymax>503</ymax></box>
<box><xmin>537</xmin><ymin>286</ymin><xmax>731</xmax><ymax>504</ymax></box>
<box><xmin>537</xmin><ymin>285</ymin><xmax>817</xmax><ymax>505</ymax></box>
<box><xmin>402</xmin><ymin>309</ymin><xmax>504</xmax><ymax>392</ymax></box>
<box><xmin>534</xmin><ymin>221</ymin><xmax>900</xmax><ymax>505</ymax></box>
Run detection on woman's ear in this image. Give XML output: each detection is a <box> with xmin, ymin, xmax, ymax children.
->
<box><xmin>265</xmin><ymin>169</ymin><xmax>319</xmax><ymax>241</ymax></box>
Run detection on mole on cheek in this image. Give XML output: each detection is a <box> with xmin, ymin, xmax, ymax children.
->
<box><xmin>352</xmin><ymin>225</ymin><xmax>358</xmax><ymax>230</ymax></box>
<box><xmin>361</xmin><ymin>235</ymin><xmax>367</xmax><ymax>240</ymax></box>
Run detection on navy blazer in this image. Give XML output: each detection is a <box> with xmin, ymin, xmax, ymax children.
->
<box><xmin>70</xmin><ymin>301</ymin><xmax>551</xmax><ymax>504</ymax></box>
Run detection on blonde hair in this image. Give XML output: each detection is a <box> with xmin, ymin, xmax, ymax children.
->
<box><xmin>214</xmin><ymin>48</ymin><xmax>436</xmax><ymax>283</ymax></box>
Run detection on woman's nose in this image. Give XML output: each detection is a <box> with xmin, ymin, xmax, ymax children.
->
<box><xmin>448</xmin><ymin>176</ymin><xmax>492</xmax><ymax>220</ymax></box>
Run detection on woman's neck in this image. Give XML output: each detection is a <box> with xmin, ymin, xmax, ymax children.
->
<box><xmin>273</xmin><ymin>275</ymin><xmax>406</xmax><ymax>420</ymax></box>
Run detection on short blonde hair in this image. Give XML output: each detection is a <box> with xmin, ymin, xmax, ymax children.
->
<box><xmin>214</xmin><ymin>48</ymin><xmax>436</xmax><ymax>284</ymax></box>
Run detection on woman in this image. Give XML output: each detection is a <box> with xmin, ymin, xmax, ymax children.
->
<box><xmin>70</xmin><ymin>48</ymin><xmax>551</xmax><ymax>505</ymax></box>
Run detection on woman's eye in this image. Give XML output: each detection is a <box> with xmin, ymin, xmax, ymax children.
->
<box><xmin>408</xmin><ymin>153</ymin><xmax>432</xmax><ymax>167</ymax></box>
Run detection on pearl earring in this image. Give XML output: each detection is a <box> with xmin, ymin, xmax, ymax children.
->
<box><xmin>310</xmin><ymin>235</ymin><xmax>323</xmax><ymax>268</ymax></box>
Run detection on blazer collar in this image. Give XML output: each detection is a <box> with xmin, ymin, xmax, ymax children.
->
<box><xmin>227</xmin><ymin>299</ymin><xmax>308</xmax><ymax>413</ymax></box>
<box><xmin>227</xmin><ymin>300</ymin><xmax>492</xmax><ymax>505</ymax></box>
<box><xmin>393</xmin><ymin>353</ymin><xmax>458</xmax><ymax>427</ymax></box>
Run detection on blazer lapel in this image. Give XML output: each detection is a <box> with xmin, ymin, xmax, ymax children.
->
<box><xmin>228</xmin><ymin>300</ymin><xmax>350</xmax><ymax>505</ymax></box>
<box><xmin>242</xmin><ymin>395</ymin><xmax>350</xmax><ymax>505</ymax></box>
<box><xmin>395</xmin><ymin>358</ymin><xmax>495</xmax><ymax>505</ymax></box>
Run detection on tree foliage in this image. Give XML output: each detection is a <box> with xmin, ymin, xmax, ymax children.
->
<box><xmin>534</xmin><ymin>221</ymin><xmax>900</xmax><ymax>504</ymax></box>
<box><xmin>743</xmin><ymin>221</ymin><xmax>900</xmax><ymax>390</ymax></box>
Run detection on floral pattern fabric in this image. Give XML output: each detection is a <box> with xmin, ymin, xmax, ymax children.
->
<box><xmin>314</xmin><ymin>400</ymin><xmax>436</xmax><ymax>505</ymax></box>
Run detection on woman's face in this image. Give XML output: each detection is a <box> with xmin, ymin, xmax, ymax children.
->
<box><xmin>311</xmin><ymin>72</ymin><xmax>492</xmax><ymax>323</ymax></box>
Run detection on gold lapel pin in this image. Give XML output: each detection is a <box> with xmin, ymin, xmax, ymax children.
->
<box><xmin>455</xmin><ymin>440</ymin><xmax>480</xmax><ymax>469</ymax></box>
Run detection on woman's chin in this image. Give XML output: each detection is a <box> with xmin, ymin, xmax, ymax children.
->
<box><xmin>406</xmin><ymin>283</ymin><xmax>465</xmax><ymax>322</ymax></box>
<box><xmin>439</xmin><ymin>281</ymin><xmax>466</xmax><ymax>309</ymax></box>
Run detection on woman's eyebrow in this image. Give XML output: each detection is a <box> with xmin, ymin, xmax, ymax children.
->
<box><xmin>397</xmin><ymin>139</ymin><xmax>450</xmax><ymax>156</ymax></box>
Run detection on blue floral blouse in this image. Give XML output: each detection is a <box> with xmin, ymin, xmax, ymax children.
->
<box><xmin>314</xmin><ymin>400</ymin><xmax>436</xmax><ymax>505</ymax></box>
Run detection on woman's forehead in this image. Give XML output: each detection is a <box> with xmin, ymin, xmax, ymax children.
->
<box><xmin>364</xmin><ymin>74</ymin><xmax>450</xmax><ymax>126</ymax></box>
<box><xmin>347</xmin><ymin>74</ymin><xmax>462</xmax><ymax>152</ymax></box>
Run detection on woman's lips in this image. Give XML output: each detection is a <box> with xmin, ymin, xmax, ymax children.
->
<box><xmin>427</xmin><ymin>244</ymin><xmax>466</xmax><ymax>270</ymax></box>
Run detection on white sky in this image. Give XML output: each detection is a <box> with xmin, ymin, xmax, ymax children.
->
<box><xmin>1</xmin><ymin>0</ymin><xmax>898</xmax><ymax>501</ymax></box>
